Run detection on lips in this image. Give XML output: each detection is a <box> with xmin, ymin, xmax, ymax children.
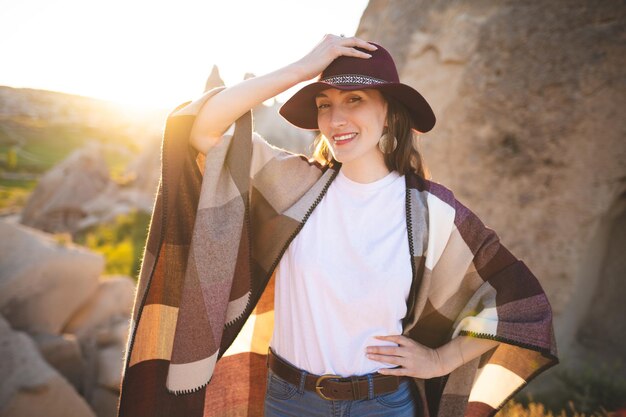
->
<box><xmin>332</xmin><ymin>133</ymin><xmax>357</xmax><ymax>145</ymax></box>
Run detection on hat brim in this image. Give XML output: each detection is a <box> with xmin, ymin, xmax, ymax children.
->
<box><xmin>278</xmin><ymin>81</ymin><xmax>436</xmax><ymax>133</ymax></box>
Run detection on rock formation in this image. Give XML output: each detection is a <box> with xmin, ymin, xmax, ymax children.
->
<box><xmin>252</xmin><ymin>99</ymin><xmax>315</xmax><ymax>155</ymax></box>
<box><xmin>121</xmin><ymin>138</ymin><xmax>161</xmax><ymax>205</ymax></box>
<box><xmin>0</xmin><ymin>221</ymin><xmax>103</xmax><ymax>333</ymax></box>
<box><xmin>20</xmin><ymin>143</ymin><xmax>111</xmax><ymax>234</ymax></box>
<box><xmin>80</xmin><ymin>143</ymin><xmax>161</xmax><ymax>229</ymax></box>
<box><xmin>204</xmin><ymin>65</ymin><xmax>226</xmax><ymax>91</ymax></box>
<box><xmin>19</xmin><ymin>140</ymin><xmax>162</xmax><ymax>234</ymax></box>
<box><xmin>0</xmin><ymin>220</ymin><xmax>135</xmax><ymax>417</ymax></box>
<box><xmin>0</xmin><ymin>316</ymin><xmax>97</xmax><ymax>417</ymax></box>
<box><xmin>357</xmin><ymin>0</ymin><xmax>626</xmax><ymax>381</ymax></box>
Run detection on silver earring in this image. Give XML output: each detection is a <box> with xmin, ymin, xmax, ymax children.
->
<box><xmin>378</xmin><ymin>133</ymin><xmax>398</xmax><ymax>154</ymax></box>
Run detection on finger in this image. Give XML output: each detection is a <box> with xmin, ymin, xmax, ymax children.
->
<box><xmin>374</xmin><ymin>335</ymin><xmax>409</xmax><ymax>345</ymax></box>
<box><xmin>337</xmin><ymin>35</ymin><xmax>377</xmax><ymax>50</ymax></box>
<box><xmin>366</xmin><ymin>353</ymin><xmax>403</xmax><ymax>365</ymax></box>
<box><xmin>340</xmin><ymin>46</ymin><xmax>372</xmax><ymax>59</ymax></box>
<box><xmin>366</xmin><ymin>345</ymin><xmax>403</xmax><ymax>356</ymax></box>
<box><xmin>355</xmin><ymin>38</ymin><xmax>378</xmax><ymax>51</ymax></box>
<box><xmin>377</xmin><ymin>367</ymin><xmax>407</xmax><ymax>377</ymax></box>
<box><xmin>343</xmin><ymin>36</ymin><xmax>378</xmax><ymax>51</ymax></box>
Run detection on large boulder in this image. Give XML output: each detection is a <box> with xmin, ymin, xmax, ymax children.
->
<box><xmin>78</xmin><ymin>139</ymin><xmax>161</xmax><ymax>229</ymax></box>
<box><xmin>357</xmin><ymin>0</ymin><xmax>626</xmax><ymax>376</ymax></box>
<box><xmin>75</xmin><ymin>182</ymin><xmax>132</xmax><ymax>231</ymax></box>
<box><xmin>0</xmin><ymin>315</ymin><xmax>96</xmax><ymax>417</ymax></box>
<box><xmin>90</xmin><ymin>387</ymin><xmax>120</xmax><ymax>417</ymax></box>
<box><xmin>94</xmin><ymin>316</ymin><xmax>131</xmax><ymax>348</ymax></box>
<box><xmin>64</xmin><ymin>275</ymin><xmax>135</xmax><ymax>341</ymax></box>
<box><xmin>79</xmin><ymin>316</ymin><xmax>129</xmax><ymax>415</ymax></box>
<box><xmin>62</xmin><ymin>276</ymin><xmax>133</xmax><ymax>413</ymax></box>
<box><xmin>30</xmin><ymin>331</ymin><xmax>86</xmax><ymax>392</ymax></box>
<box><xmin>96</xmin><ymin>345</ymin><xmax>126</xmax><ymax>391</ymax></box>
<box><xmin>20</xmin><ymin>143</ymin><xmax>111</xmax><ymax>234</ymax></box>
<box><xmin>0</xmin><ymin>220</ymin><xmax>103</xmax><ymax>334</ymax></box>
<box><xmin>118</xmin><ymin>137</ymin><xmax>161</xmax><ymax>211</ymax></box>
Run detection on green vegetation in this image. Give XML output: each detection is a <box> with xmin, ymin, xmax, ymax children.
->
<box><xmin>0</xmin><ymin>119</ymin><xmax>137</xmax><ymax>175</ymax></box>
<box><xmin>75</xmin><ymin>210</ymin><xmax>152</xmax><ymax>279</ymax></box>
<box><xmin>510</xmin><ymin>361</ymin><xmax>626</xmax><ymax>417</ymax></box>
<box><xmin>0</xmin><ymin>118</ymin><xmax>138</xmax><ymax>211</ymax></box>
<box><xmin>551</xmin><ymin>362</ymin><xmax>626</xmax><ymax>414</ymax></box>
<box><xmin>6</xmin><ymin>146</ymin><xmax>18</xmax><ymax>169</ymax></box>
<box><xmin>0</xmin><ymin>121</ymin><xmax>85</xmax><ymax>173</ymax></box>
<box><xmin>0</xmin><ymin>88</ymin><xmax>160</xmax><ymax>275</ymax></box>
<box><xmin>498</xmin><ymin>400</ymin><xmax>611</xmax><ymax>417</ymax></box>
<box><xmin>0</xmin><ymin>178</ymin><xmax>37</xmax><ymax>211</ymax></box>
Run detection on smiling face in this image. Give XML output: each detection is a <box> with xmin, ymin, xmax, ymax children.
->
<box><xmin>315</xmin><ymin>88</ymin><xmax>388</xmax><ymax>168</ymax></box>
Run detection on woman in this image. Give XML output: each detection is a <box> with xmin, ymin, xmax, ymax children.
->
<box><xmin>118</xmin><ymin>35</ymin><xmax>558</xmax><ymax>417</ymax></box>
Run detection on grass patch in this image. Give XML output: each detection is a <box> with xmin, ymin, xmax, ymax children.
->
<box><xmin>0</xmin><ymin>178</ymin><xmax>37</xmax><ymax>210</ymax></box>
<box><xmin>74</xmin><ymin>210</ymin><xmax>152</xmax><ymax>279</ymax></box>
<box><xmin>498</xmin><ymin>399</ymin><xmax>611</xmax><ymax>417</ymax></box>
<box><xmin>0</xmin><ymin>118</ymin><xmax>137</xmax><ymax>174</ymax></box>
<box><xmin>510</xmin><ymin>360</ymin><xmax>626</xmax><ymax>417</ymax></box>
<box><xmin>551</xmin><ymin>362</ymin><xmax>626</xmax><ymax>414</ymax></box>
<box><xmin>0</xmin><ymin>117</ymin><xmax>139</xmax><ymax>211</ymax></box>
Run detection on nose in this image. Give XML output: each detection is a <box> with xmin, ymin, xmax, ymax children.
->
<box><xmin>329</xmin><ymin>107</ymin><xmax>347</xmax><ymax>128</ymax></box>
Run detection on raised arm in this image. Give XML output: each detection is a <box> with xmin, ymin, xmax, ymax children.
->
<box><xmin>189</xmin><ymin>34</ymin><xmax>378</xmax><ymax>154</ymax></box>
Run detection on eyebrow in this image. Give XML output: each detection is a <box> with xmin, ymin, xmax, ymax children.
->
<box><xmin>315</xmin><ymin>90</ymin><xmax>363</xmax><ymax>99</ymax></box>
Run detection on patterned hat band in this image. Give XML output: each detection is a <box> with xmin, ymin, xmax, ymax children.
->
<box><xmin>320</xmin><ymin>74</ymin><xmax>388</xmax><ymax>86</ymax></box>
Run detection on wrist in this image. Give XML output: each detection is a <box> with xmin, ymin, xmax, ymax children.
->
<box><xmin>435</xmin><ymin>341</ymin><xmax>465</xmax><ymax>375</ymax></box>
<box><xmin>286</xmin><ymin>60</ymin><xmax>318</xmax><ymax>84</ymax></box>
<box><xmin>432</xmin><ymin>348</ymin><xmax>447</xmax><ymax>377</ymax></box>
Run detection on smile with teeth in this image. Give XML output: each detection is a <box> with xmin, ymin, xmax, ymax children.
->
<box><xmin>333</xmin><ymin>133</ymin><xmax>358</xmax><ymax>144</ymax></box>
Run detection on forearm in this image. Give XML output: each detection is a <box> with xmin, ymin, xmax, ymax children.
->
<box><xmin>436</xmin><ymin>336</ymin><xmax>500</xmax><ymax>374</ymax></box>
<box><xmin>191</xmin><ymin>63</ymin><xmax>305</xmax><ymax>139</ymax></box>
<box><xmin>188</xmin><ymin>36</ymin><xmax>378</xmax><ymax>153</ymax></box>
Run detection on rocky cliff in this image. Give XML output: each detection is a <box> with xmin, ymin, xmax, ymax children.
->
<box><xmin>357</xmin><ymin>0</ymin><xmax>626</xmax><ymax>382</ymax></box>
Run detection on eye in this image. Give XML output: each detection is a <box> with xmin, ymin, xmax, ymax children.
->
<box><xmin>316</xmin><ymin>103</ymin><xmax>329</xmax><ymax>110</ymax></box>
<box><xmin>348</xmin><ymin>96</ymin><xmax>362</xmax><ymax>103</ymax></box>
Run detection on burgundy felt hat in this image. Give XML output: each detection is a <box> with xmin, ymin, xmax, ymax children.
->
<box><xmin>279</xmin><ymin>42</ymin><xmax>436</xmax><ymax>133</ymax></box>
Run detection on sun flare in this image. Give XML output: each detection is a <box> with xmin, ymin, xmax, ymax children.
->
<box><xmin>0</xmin><ymin>0</ymin><xmax>369</xmax><ymax>110</ymax></box>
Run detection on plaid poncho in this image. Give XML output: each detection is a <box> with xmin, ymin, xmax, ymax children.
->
<box><xmin>117</xmin><ymin>87</ymin><xmax>558</xmax><ymax>417</ymax></box>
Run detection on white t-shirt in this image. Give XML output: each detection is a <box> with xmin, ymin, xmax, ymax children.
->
<box><xmin>269</xmin><ymin>168</ymin><xmax>413</xmax><ymax>377</ymax></box>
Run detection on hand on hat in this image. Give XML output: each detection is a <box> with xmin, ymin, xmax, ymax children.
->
<box><xmin>293</xmin><ymin>34</ymin><xmax>378</xmax><ymax>82</ymax></box>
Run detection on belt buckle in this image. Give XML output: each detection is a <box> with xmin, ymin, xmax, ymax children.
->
<box><xmin>315</xmin><ymin>374</ymin><xmax>342</xmax><ymax>400</ymax></box>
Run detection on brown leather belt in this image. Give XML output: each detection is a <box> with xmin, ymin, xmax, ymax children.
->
<box><xmin>266</xmin><ymin>347</ymin><xmax>402</xmax><ymax>401</ymax></box>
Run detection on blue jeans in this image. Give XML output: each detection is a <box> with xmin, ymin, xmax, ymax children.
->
<box><xmin>264</xmin><ymin>367</ymin><xmax>422</xmax><ymax>417</ymax></box>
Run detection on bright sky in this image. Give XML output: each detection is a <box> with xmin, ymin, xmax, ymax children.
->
<box><xmin>0</xmin><ymin>0</ymin><xmax>370</xmax><ymax>110</ymax></box>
